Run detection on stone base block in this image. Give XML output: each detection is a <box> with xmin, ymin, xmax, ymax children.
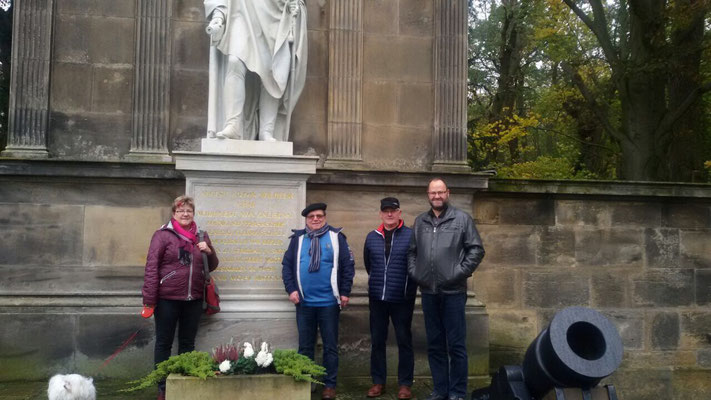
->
<box><xmin>166</xmin><ymin>373</ymin><xmax>310</xmax><ymax>400</ymax></box>
<box><xmin>0</xmin><ymin>148</ymin><xmax>49</xmax><ymax>159</ymax></box>
<box><xmin>201</xmin><ymin>138</ymin><xmax>293</xmax><ymax>156</ymax></box>
<box><xmin>123</xmin><ymin>151</ymin><xmax>173</xmax><ymax>163</ymax></box>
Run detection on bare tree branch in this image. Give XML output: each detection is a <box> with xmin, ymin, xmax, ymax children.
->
<box><xmin>532</xmin><ymin>126</ymin><xmax>617</xmax><ymax>152</ymax></box>
<box><xmin>655</xmin><ymin>81</ymin><xmax>711</xmax><ymax>143</ymax></box>
<box><xmin>561</xmin><ymin>62</ymin><xmax>627</xmax><ymax>143</ymax></box>
<box><xmin>562</xmin><ymin>0</ymin><xmax>621</xmax><ymax>79</ymax></box>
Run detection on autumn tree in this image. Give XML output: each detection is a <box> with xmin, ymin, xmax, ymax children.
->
<box><xmin>562</xmin><ymin>0</ymin><xmax>711</xmax><ymax>181</ymax></box>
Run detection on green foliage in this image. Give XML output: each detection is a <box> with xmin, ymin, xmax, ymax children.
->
<box><xmin>122</xmin><ymin>351</ymin><xmax>216</xmax><ymax>392</ymax></box>
<box><xmin>233</xmin><ymin>355</ymin><xmax>259</xmax><ymax>375</ymax></box>
<box><xmin>497</xmin><ymin>156</ymin><xmax>597</xmax><ymax>180</ymax></box>
<box><xmin>272</xmin><ymin>349</ymin><xmax>326</xmax><ymax>385</ymax></box>
<box><xmin>468</xmin><ymin>0</ymin><xmax>624</xmax><ymax>180</ymax></box>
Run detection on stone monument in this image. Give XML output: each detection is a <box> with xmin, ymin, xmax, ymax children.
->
<box><xmin>173</xmin><ymin>0</ymin><xmax>315</xmax><ymax>345</ymax></box>
<box><xmin>202</xmin><ymin>0</ymin><xmax>307</xmax><ymax>155</ymax></box>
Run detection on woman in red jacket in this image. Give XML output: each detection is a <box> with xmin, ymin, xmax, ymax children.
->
<box><xmin>141</xmin><ymin>195</ymin><xmax>219</xmax><ymax>400</ymax></box>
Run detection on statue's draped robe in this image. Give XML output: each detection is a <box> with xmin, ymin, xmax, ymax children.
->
<box><xmin>205</xmin><ymin>0</ymin><xmax>307</xmax><ymax>141</ymax></box>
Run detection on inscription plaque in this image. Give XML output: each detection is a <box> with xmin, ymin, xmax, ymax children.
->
<box><xmin>193</xmin><ymin>183</ymin><xmax>302</xmax><ymax>291</ymax></box>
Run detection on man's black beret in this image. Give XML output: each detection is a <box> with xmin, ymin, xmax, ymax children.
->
<box><xmin>301</xmin><ymin>202</ymin><xmax>327</xmax><ymax>217</ymax></box>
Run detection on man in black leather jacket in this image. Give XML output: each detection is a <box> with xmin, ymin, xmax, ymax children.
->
<box><xmin>407</xmin><ymin>178</ymin><xmax>485</xmax><ymax>400</ymax></box>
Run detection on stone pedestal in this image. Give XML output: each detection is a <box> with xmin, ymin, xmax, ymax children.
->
<box><xmin>173</xmin><ymin>151</ymin><xmax>317</xmax><ymax>350</ymax></box>
<box><xmin>174</xmin><ymin>151</ymin><xmax>317</xmax><ymax>317</ymax></box>
<box><xmin>201</xmin><ymin>139</ymin><xmax>293</xmax><ymax>156</ymax></box>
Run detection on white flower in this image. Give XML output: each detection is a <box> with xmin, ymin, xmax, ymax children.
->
<box><xmin>243</xmin><ymin>342</ymin><xmax>254</xmax><ymax>358</ymax></box>
<box><xmin>255</xmin><ymin>342</ymin><xmax>272</xmax><ymax>367</ymax></box>
<box><xmin>219</xmin><ymin>360</ymin><xmax>232</xmax><ymax>373</ymax></box>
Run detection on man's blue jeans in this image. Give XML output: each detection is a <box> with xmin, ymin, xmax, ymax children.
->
<box><xmin>295</xmin><ymin>304</ymin><xmax>340</xmax><ymax>388</ymax></box>
<box><xmin>369</xmin><ymin>297</ymin><xmax>415</xmax><ymax>386</ymax></box>
<box><xmin>421</xmin><ymin>292</ymin><xmax>468</xmax><ymax>398</ymax></box>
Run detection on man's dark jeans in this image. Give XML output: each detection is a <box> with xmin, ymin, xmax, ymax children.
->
<box><xmin>369</xmin><ymin>297</ymin><xmax>415</xmax><ymax>386</ymax></box>
<box><xmin>296</xmin><ymin>304</ymin><xmax>340</xmax><ymax>388</ymax></box>
<box><xmin>421</xmin><ymin>292</ymin><xmax>468</xmax><ymax>398</ymax></box>
<box><xmin>154</xmin><ymin>298</ymin><xmax>203</xmax><ymax>391</ymax></box>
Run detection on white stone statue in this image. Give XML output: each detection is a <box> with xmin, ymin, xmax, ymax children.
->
<box><xmin>204</xmin><ymin>0</ymin><xmax>307</xmax><ymax>142</ymax></box>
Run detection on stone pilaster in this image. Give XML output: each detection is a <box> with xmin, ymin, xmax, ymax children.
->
<box><xmin>325</xmin><ymin>0</ymin><xmax>363</xmax><ymax>167</ymax></box>
<box><xmin>2</xmin><ymin>0</ymin><xmax>53</xmax><ymax>159</ymax></box>
<box><xmin>126</xmin><ymin>0</ymin><xmax>173</xmax><ymax>162</ymax></box>
<box><xmin>432</xmin><ymin>0</ymin><xmax>470</xmax><ymax>172</ymax></box>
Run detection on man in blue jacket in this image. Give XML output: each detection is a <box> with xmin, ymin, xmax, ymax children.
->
<box><xmin>281</xmin><ymin>202</ymin><xmax>355</xmax><ymax>400</ymax></box>
<box><xmin>364</xmin><ymin>197</ymin><xmax>416</xmax><ymax>400</ymax></box>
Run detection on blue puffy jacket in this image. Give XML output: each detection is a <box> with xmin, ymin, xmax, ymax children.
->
<box><xmin>363</xmin><ymin>220</ymin><xmax>416</xmax><ymax>302</ymax></box>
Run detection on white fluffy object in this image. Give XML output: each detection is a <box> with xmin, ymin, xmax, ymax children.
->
<box><xmin>48</xmin><ymin>374</ymin><xmax>96</xmax><ymax>400</ymax></box>
<box><xmin>243</xmin><ymin>342</ymin><xmax>254</xmax><ymax>358</ymax></box>
<box><xmin>255</xmin><ymin>342</ymin><xmax>273</xmax><ymax>367</ymax></box>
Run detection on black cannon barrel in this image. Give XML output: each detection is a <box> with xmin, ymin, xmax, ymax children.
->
<box><xmin>521</xmin><ymin>307</ymin><xmax>623</xmax><ymax>398</ymax></box>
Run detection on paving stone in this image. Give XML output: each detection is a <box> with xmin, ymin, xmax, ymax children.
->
<box><xmin>645</xmin><ymin>228</ymin><xmax>680</xmax><ymax>268</ymax></box>
<box><xmin>478</xmin><ymin>225</ymin><xmax>537</xmax><ymax>266</ymax></box>
<box><xmin>364</xmin><ymin>0</ymin><xmax>398</xmax><ymax>35</ymax></box>
<box><xmin>556</xmin><ymin>200</ymin><xmax>611</xmax><ymax>227</ymax></box>
<box><xmin>537</xmin><ymin>226</ymin><xmax>575</xmax><ymax>267</ymax></box>
<box><xmin>591</xmin><ymin>270</ymin><xmax>629</xmax><ymax>308</ymax></box>
<box><xmin>92</xmin><ymin>66</ymin><xmax>133</xmax><ymax>114</ymax></box>
<box><xmin>602</xmin><ymin>310</ymin><xmax>644</xmax><ymax>350</ymax></box>
<box><xmin>651</xmin><ymin>312</ymin><xmax>680</xmax><ymax>350</ymax></box>
<box><xmin>681</xmin><ymin>312</ymin><xmax>711</xmax><ymax>348</ymax></box>
<box><xmin>631</xmin><ymin>269</ymin><xmax>694</xmax><ymax>307</ymax></box>
<box><xmin>0</xmin><ymin>204</ymin><xmax>83</xmax><ymax>266</ymax></box>
<box><xmin>662</xmin><ymin>202</ymin><xmax>711</xmax><ymax>229</ymax></box>
<box><xmin>696</xmin><ymin>270</ymin><xmax>711</xmax><ymax>305</ymax></box>
<box><xmin>399</xmin><ymin>0</ymin><xmax>433</xmax><ymax>37</ymax></box>
<box><xmin>575</xmin><ymin>229</ymin><xmax>643</xmax><ymax>267</ymax></box>
<box><xmin>680</xmin><ymin>230</ymin><xmax>711</xmax><ymax>268</ymax></box>
<box><xmin>51</xmin><ymin>62</ymin><xmax>93</xmax><ymax>112</ymax></box>
<box><xmin>523</xmin><ymin>270</ymin><xmax>590</xmax><ymax>308</ymax></box>
<box><xmin>610</xmin><ymin>202</ymin><xmax>661</xmax><ymax>227</ymax></box>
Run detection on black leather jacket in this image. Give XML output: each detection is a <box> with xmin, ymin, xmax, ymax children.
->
<box><xmin>407</xmin><ymin>204</ymin><xmax>485</xmax><ymax>294</ymax></box>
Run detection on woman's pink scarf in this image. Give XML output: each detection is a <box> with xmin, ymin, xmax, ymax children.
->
<box><xmin>171</xmin><ymin>218</ymin><xmax>198</xmax><ymax>251</ymax></box>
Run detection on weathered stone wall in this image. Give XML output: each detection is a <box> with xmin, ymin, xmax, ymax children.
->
<box><xmin>9</xmin><ymin>0</ymin><xmax>447</xmax><ymax>169</ymax></box>
<box><xmin>307</xmin><ymin>177</ymin><xmax>711</xmax><ymax>398</ymax></box>
<box><xmin>471</xmin><ymin>180</ymin><xmax>711</xmax><ymax>399</ymax></box>
<box><xmin>2</xmin><ymin>165</ymin><xmax>710</xmax><ymax>397</ymax></box>
<box><xmin>51</xmin><ymin>2</ymin><xmax>136</xmax><ymax>159</ymax></box>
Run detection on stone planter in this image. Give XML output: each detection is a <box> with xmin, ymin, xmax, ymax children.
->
<box><xmin>166</xmin><ymin>373</ymin><xmax>311</xmax><ymax>400</ymax></box>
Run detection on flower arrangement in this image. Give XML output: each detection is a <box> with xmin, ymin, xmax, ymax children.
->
<box><xmin>123</xmin><ymin>340</ymin><xmax>325</xmax><ymax>392</ymax></box>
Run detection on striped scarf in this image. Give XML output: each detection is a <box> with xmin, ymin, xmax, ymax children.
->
<box><xmin>306</xmin><ymin>224</ymin><xmax>331</xmax><ymax>272</ymax></box>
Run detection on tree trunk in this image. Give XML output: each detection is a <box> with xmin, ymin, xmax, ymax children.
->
<box><xmin>666</xmin><ymin>0</ymin><xmax>707</xmax><ymax>181</ymax></box>
<box><xmin>615</xmin><ymin>1</ymin><xmax>667</xmax><ymax>180</ymax></box>
<box><xmin>489</xmin><ymin>0</ymin><xmax>525</xmax><ymax>164</ymax></box>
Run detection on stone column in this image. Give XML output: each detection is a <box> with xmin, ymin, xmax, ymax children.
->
<box><xmin>2</xmin><ymin>0</ymin><xmax>53</xmax><ymax>159</ymax></box>
<box><xmin>324</xmin><ymin>0</ymin><xmax>363</xmax><ymax>167</ymax></box>
<box><xmin>432</xmin><ymin>0</ymin><xmax>470</xmax><ymax>172</ymax></box>
<box><xmin>126</xmin><ymin>0</ymin><xmax>173</xmax><ymax>162</ymax></box>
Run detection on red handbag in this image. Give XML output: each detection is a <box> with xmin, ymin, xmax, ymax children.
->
<box><xmin>199</xmin><ymin>231</ymin><xmax>220</xmax><ymax>315</ymax></box>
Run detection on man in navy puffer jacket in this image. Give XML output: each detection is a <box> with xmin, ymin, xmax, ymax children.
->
<box><xmin>363</xmin><ymin>197</ymin><xmax>416</xmax><ymax>400</ymax></box>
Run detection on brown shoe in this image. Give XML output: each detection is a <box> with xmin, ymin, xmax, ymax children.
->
<box><xmin>367</xmin><ymin>384</ymin><xmax>385</xmax><ymax>397</ymax></box>
<box><xmin>322</xmin><ymin>387</ymin><xmax>337</xmax><ymax>399</ymax></box>
<box><xmin>398</xmin><ymin>385</ymin><xmax>412</xmax><ymax>399</ymax></box>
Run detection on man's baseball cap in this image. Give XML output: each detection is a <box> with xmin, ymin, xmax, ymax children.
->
<box><xmin>302</xmin><ymin>202</ymin><xmax>327</xmax><ymax>217</ymax></box>
<box><xmin>380</xmin><ymin>197</ymin><xmax>400</xmax><ymax>211</ymax></box>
